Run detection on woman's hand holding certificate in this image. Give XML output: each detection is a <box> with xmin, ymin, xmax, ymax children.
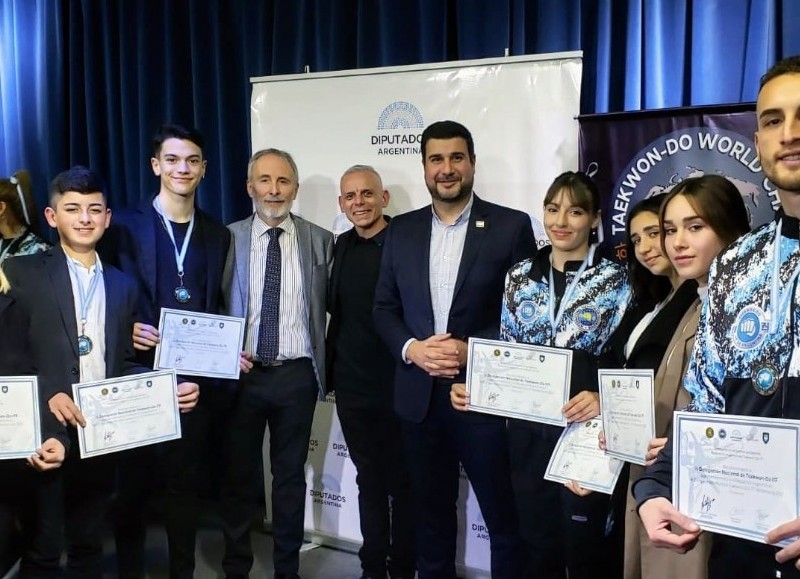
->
<box><xmin>465</xmin><ymin>338</ymin><xmax>572</xmax><ymax>426</ymax></box>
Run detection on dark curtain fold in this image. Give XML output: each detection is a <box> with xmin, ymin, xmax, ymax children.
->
<box><xmin>0</xmin><ymin>0</ymin><xmax>796</xmax><ymax>225</ymax></box>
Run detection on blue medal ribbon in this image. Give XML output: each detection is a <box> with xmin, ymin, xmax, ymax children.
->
<box><xmin>153</xmin><ymin>197</ymin><xmax>195</xmax><ymax>291</ymax></box>
<box><xmin>67</xmin><ymin>256</ymin><xmax>102</xmax><ymax>351</ymax></box>
<box><xmin>548</xmin><ymin>243</ymin><xmax>596</xmax><ymax>339</ymax></box>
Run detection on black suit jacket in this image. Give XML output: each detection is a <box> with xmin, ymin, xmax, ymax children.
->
<box><xmin>99</xmin><ymin>199</ymin><xmax>231</xmax><ymax>325</ymax></box>
<box><xmin>602</xmin><ymin>279</ymin><xmax>698</xmax><ymax>370</ymax></box>
<box><xmin>373</xmin><ymin>195</ymin><xmax>536</xmax><ymax>422</ymax></box>
<box><xmin>4</xmin><ymin>246</ymin><xmax>143</xmax><ymax>450</ymax></box>
<box><xmin>0</xmin><ymin>292</ymin><xmax>31</xmax><ymax>375</ymax></box>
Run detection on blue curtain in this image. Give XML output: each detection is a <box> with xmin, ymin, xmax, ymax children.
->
<box><xmin>0</xmin><ymin>0</ymin><xmax>797</xmax><ymax>225</ymax></box>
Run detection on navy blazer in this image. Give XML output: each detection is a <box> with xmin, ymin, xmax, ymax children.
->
<box><xmin>99</xmin><ymin>199</ymin><xmax>231</xmax><ymax>325</ymax></box>
<box><xmin>4</xmin><ymin>246</ymin><xmax>143</xmax><ymax>450</ymax></box>
<box><xmin>373</xmin><ymin>195</ymin><xmax>536</xmax><ymax>422</ymax></box>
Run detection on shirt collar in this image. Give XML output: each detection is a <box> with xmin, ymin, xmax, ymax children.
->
<box><xmin>777</xmin><ymin>209</ymin><xmax>800</xmax><ymax>240</ymax></box>
<box><xmin>355</xmin><ymin>216</ymin><xmax>391</xmax><ymax>246</ymax></box>
<box><xmin>65</xmin><ymin>251</ymin><xmax>104</xmax><ymax>274</ymax></box>
<box><xmin>253</xmin><ymin>213</ymin><xmax>295</xmax><ymax>238</ymax></box>
<box><xmin>431</xmin><ymin>193</ymin><xmax>474</xmax><ymax>227</ymax></box>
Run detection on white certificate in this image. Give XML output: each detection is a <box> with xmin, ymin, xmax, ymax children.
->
<box><xmin>673</xmin><ymin>411</ymin><xmax>800</xmax><ymax>545</ymax></box>
<box><xmin>545</xmin><ymin>416</ymin><xmax>624</xmax><ymax>494</ymax></box>
<box><xmin>466</xmin><ymin>337</ymin><xmax>572</xmax><ymax>426</ymax></box>
<box><xmin>72</xmin><ymin>370</ymin><xmax>181</xmax><ymax>459</ymax></box>
<box><xmin>154</xmin><ymin>308</ymin><xmax>246</xmax><ymax>380</ymax></box>
<box><xmin>599</xmin><ymin>369</ymin><xmax>655</xmax><ymax>465</ymax></box>
<box><xmin>0</xmin><ymin>376</ymin><xmax>41</xmax><ymax>460</ymax></box>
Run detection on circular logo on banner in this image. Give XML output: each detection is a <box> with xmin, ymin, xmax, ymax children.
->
<box><xmin>573</xmin><ymin>306</ymin><xmax>600</xmax><ymax>331</ymax></box>
<box><xmin>732</xmin><ymin>305</ymin><xmax>768</xmax><ymax>350</ymax></box>
<box><xmin>606</xmin><ymin>128</ymin><xmax>773</xmax><ymax>253</ymax></box>
<box><xmin>518</xmin><ymin>300</ymin><xmax>537</xmax><ymax>322</ymax></box>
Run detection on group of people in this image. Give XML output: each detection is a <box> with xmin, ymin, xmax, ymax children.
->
<box><xmin>0</xmin><ymin>54</ymin><xmax>799</xmax><ymax>579</ymax></box>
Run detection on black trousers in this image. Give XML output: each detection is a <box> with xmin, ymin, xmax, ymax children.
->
<box><xmin>221</xmin><ymin>358</ymin><xmax>317</xmax><ymax>577</ymax></box>
<box><xmin>507</xmin><ymin>419</ymin><xmax>615</xmax><ymax>579</ymax></box>
<box><xmin>0</xmin><ymin>461</ymin><xmax>62</xmax><ymax>578</ymax></box>
<box><xmin>401</xmin><ymin>382</ymin><xmax>521</xmax><ymax>579</ymax></box>
<box><xmin>336</xmin><ymin>401</ymin><xmax>415</xmax><ymax>578</ymax></box>
<box><xmin>113</xmin><ymin>397</ymin><xmax>213</xmax><ymax>579</ymax></box>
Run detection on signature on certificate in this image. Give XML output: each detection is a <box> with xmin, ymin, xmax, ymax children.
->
<box><xmin>487</xmin><ymin>392</ymin><xmax>500</xmax><ymax>406</ymax></box>
<box><xmin>701</xmin><ymin>494</ymin><xmax>716</xmax><ymax>513</ymax></box>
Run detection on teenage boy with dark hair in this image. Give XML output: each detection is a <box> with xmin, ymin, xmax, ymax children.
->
<box><xmin>5</xmin><ymin>165</ymin><xmax>199</xmax><ymax>578</ymax></box>
<box><xmin>100</xmin><ymin>124</ymin><xmax>230</xmax><ymax>579</ymax></box>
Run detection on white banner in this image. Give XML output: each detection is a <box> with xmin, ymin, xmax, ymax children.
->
<box><xmin>254</xmin><ymin>52</ymin><xmax>583</xmax><ymax>576</ymax></box>
<box><xmin>251</xmin><ymin>52</ymin><xmax>582</xmax><ymax>246</ymax></box>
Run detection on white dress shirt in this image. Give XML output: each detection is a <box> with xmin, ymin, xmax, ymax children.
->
<box><xmin>66</xmin><ymin>252</ymin><xmax>107</xmax><ymax>382</ymax></box>
<box><xmin>245</xmin><ymin>214</ymin><xmax>312</xmax><ymax>360</ymax></box>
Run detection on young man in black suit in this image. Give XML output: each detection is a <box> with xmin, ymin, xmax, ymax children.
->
<box><xmin>99</xmin><ymin>124</ymin><xmax>231</xmax><ymax>579</ymax></box>
<box><xmin>4</xmin><ymin>166</ymin><xmax>199</xmax><ymax>578</ymax></box>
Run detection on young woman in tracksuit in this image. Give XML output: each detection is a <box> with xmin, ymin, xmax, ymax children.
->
<box><xmin>453</xmin><ymin>171</ymin><xmax>631</xmax><ymax>578</ymax></box>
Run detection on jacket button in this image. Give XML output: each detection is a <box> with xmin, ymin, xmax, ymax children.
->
<box><xmin>71</xmin><ymin>367</ymin><xmax>79</xmax><ymax>376</ymax></box>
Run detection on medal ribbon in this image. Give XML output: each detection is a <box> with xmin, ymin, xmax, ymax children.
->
<box><xmin>67</xmin><ymin>256</ymin><xmax>102</xmax><ymax>334</ymax></box>
<box><xmin>548</xmin><ymin>243</ymin><xmax>596</xmax><ymax>338</ymax></box>
<box><xmin>153</xmin><ymin>198</ymin><xmax>195</xmax><ymax>281</ymax></box>
<box><xmin>770</xmin><ymin>220</ymin><xmax>800</xmax><ymax>334</ymax></box>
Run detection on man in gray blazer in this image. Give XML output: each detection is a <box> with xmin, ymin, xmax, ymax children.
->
<box><xmin>220</xmin><ymin>148</ymin><xmax>333</xmax><ymax>579</ymax></box>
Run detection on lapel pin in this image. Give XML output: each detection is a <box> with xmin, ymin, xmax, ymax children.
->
<box><xmin>476</xmin><ymin>220</ymin><xmax>485</xmax><ymax>228</ymax></box>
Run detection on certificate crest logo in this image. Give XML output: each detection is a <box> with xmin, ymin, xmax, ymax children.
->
<box><xmin>732</xmin><ymin>305</ymin><xmax>768</xmax><ymax>350</ymax></box>
<box><xmin>182</xmin><ymin>318</ymin><xmax>188</xmax><ymax>324</ymax></box>
<box><xmin>101</xmin><ymin>388</ymin><xmax>109</xmax><ymax>396</ymax></box>
<box><xmin>146</xmin><ymin>380</ymin><xmax>153</xmax><ymax>388</ymax></box>
<box><xmin>219</xmin><ymin>322</ymin><xmax>224</xmax><ymax>328</ymax></box>
<box><xmin>585</xmin><ymin>421</ymin><xmax>593</xmax><ymax>428</ymax></box>
<box><xmin>705</xmin><ymin>427</ymin><xmax>714</xmax><ymax>438</ymax></box>
<box><xmin>493</xmin><ymin>349</ymin><xmax>501</xmax><ymax>357</ymax></box>
<box><xmin>504</xmin><ymin>350</ymin><xmax>510</xmax><ymax>357</ymax></box>
<box><xmin>573</xmin><ymin>306</ymin><xmax>599</xmax><ymax>330</ymax></box>
<box><xmin>191</xmin><ymin>319</ymin><xmax>196</xmax><ymax>325</ymax></box>
<box><xmin>762</xmin><ymin>432</ymin><xmax>770</xmax><ymax>444</ymax></box>
<box><xmin>719</xmin><ymin>429</ymin><xmax>727</xmax><ymax>439</ymax></box>
<box><xmin>112</xmin><ymin>387</ymin><xmax>119</xmax><ymax>394</ymax></box>
<box><xmin>0</xmin><ymin>385</ymin><xmax>7</xmax><ymax>394</ymax></box>
<box><xmin>518</xmin><ymin>300</ymin><xmax>537</xmax><ymax>322</ymax></box>
<box><xmin>539</xmin><ymin>354</ymin><xmax>545</xmax><ymax>363</ymax></box>
<box><xmin>372</xmin><ymin>101</ymin><xmax>424</xmax><ymax>157</ymax></box>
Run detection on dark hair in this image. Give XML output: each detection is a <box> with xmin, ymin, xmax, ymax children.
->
<box><xmin>659</xmin><ymin>175</ymin><xmax>750</xmax><ymax>252</ymax></box>
<box><xmin>0</xmin><ymin>170</ymin><xmax>41</xmax><ymax>234</ymax></box>
<box><xmin>760</xmin><ymin>55</ymin><xmax>800</xmax><ymax>90</ymax></box>
<box><xmin>543</xmin><ymin>171</ymin><xmax>600</xmax><ymax>215</ymax></box>
<box><xmin>420</xmin><ymin>120</ymin><xmax>475</xmax><ymax>161</ymax></box>
<box><xmin>152</xmin><ymin>123</ymin><xmax>205</xmax><ymax>157</ymax></box>
<box><xmin>626</xmin><ymin>194</ymin><xmax>672</xmax><ymax>304</ymax></box>
<box><xmin>49</xmin><ymin>166</ymin><xmax>107</xmax><ymax>205</ymax></box>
